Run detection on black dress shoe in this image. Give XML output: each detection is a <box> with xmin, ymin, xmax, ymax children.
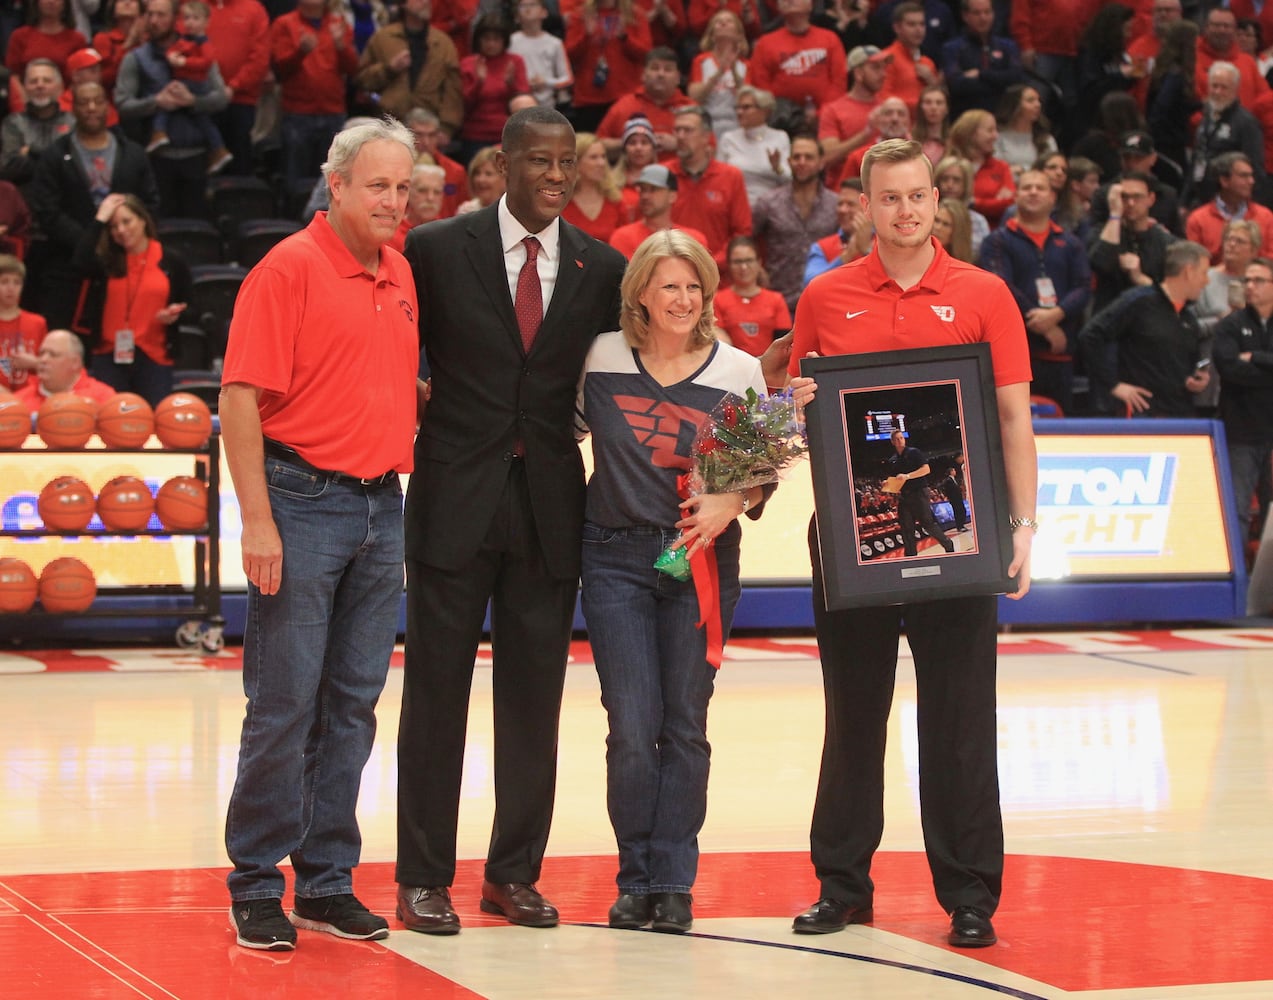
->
<box><xmin>608</xmin><ymin>893</ymin><xmax>652</xmax><ymax>929</ymax></box>
<box><xmin>650</xmin><ymin>892</ymin><xmax>692</xmax><ymax>933</ymax></box>
<box><xmin>479</xmin><ymin>881</ymin><xmax>559</xmax><ymax>927</ymax></box>
<box><xmin>396</xmin><ymin>885</ymin><xmax>460</xmax><ymax>935</ymax></box>
<box><xmin>948</xmin><ymin>905</ymin><xmax>996</xmax><ymax>947</ymax></box>
<box><xmin>792</xmin><ymin>898</ymin><xmax>874</xmax><ymax>934</ymax></box>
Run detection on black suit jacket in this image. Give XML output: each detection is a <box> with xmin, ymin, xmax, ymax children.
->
<box><xmin>404</xmin><ymin>205</ymin><xmax>626</xmax><ymax>580</ymax></box>
<box><xmin>27</xmin><ymin>131</ymin><xmax>160</xmax><ymax>254</ymax></box>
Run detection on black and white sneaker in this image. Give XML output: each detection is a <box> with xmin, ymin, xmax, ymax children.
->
<box><xmin>290</xmin><ymin>893</ymin><xmax>389</xmax><ymax>940</ymax></box>
<box><xmin>231</xmin><ymin>899</ymin><xmax>298</xmax><ymax>951</ymax></box>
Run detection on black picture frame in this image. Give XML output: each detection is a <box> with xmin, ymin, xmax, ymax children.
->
<box><xmin>800</xmin><ymin>343</ymin><xmax>1017</xmax><ymax>610</ymax></box>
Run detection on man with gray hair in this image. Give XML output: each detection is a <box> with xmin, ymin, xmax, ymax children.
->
<box><xmin>1188</xmin><ymin>61</ymin><xmax>1265</xmax><ymax>207</ymax></box>
<box><xmin>220</xmin><ymin>117</ymin><xmax>423</xmax><ymax>952</ymax></box>
<box><xmin>1080</xmin><ymin>240</ymin><xmax>1214</xmax><ymax>417</ymax></box>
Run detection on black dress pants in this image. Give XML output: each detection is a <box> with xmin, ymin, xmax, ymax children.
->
<box><xmin>807</xmin><ymin>518</ymin><xmax>1004</xmax><ymax>915</ymax></box>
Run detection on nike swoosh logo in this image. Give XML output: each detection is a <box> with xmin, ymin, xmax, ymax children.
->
<box><xmin>845</xmin><ymin>310</ymin><xmax>869</xmax><ymax>320</ymax></box>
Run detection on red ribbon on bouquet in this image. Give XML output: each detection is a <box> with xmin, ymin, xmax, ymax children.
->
<box><xmin>678</xmin><ymin>473</ymin><xmax>724</xmax><ymax>670</ymax></box>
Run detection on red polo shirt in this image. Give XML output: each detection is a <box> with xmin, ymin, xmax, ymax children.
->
<box><xmin>609</xmin><ymin>220</ymin><xmax>711</xmax><ymax>260</ymax></box>
<box><xmin>790</xmin><ymin>238</ymin><xmax>1032</xmax><ymax>386</ymax></box>
<box><xmin>596</xmin><ymin>88</ymin><xmax>696</xmax><ymax>142</ymax></box>
<box><xmin>1185</xmin><ymin>199</ymin><xmax>1273</xmax><ymax>263</ymax></box>
<box><xmin>222</xmin><ymin>212</ymin><xmax>419</xmax><ymax>478</ymax></box>
<box><xmin>669</xmin><ymin>158</ymin><xmax>752</xmax><ymax>268</ymax></box>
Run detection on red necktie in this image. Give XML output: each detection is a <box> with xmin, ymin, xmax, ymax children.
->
<box><xmin>515</xmin><ymin>236</ymin><xmax>543</xmax><ymax>353</ymax></box>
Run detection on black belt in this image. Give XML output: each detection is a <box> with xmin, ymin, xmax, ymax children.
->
<box><xmin>262</xmin><ymin>439</ymin><xmax>399</xmax><ymax>487</ymax></box>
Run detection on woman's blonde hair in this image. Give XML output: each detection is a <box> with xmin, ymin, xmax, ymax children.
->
<box><xmin>620</xmin><ymin>230</ymin><xmax>719</xmax><ymax>350</ymax></box>
<box><xmin>936</xmin><ymin>199</ymin><xmax>974</xmax><ymax>263</ymax></box>
<box><xmin>933</xmin><ymin>154</ymin><xmax>974</xmax><ymax>201</ymax></box>
<box><xmin>575</xmin><ymin>132</ymin><xmax>622</xmax><ymax>202</ymax></box>
<box><xmin>946</xmin><ymin>109</ymin><xmax>994</xmax><ymax>162</ymax></box>
<box><xmin>700</xmin><ymin>9</ymin><xmax>749</xmax><ymax>56</ymax></box>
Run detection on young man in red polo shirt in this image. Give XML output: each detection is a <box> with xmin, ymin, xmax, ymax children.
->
<box><xmin>784</xmin><ymin>137</ymin><xmax>1037</xmax><ymax>949</ymax></box>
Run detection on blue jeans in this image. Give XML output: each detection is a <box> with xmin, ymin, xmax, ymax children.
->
<box><xmin>281</xmin><ymin>113</ymin><xmax>346</xmax><ymax>189</ymax></box>
<box><xmin>580</xmin><ymin>522</ymin><xmax>741</xmax><ymax>894</ymax></box>
<box><xmin>225</xmin><ymin>455</ymin><xmax>404</xmax><ymax>902</ymax></box>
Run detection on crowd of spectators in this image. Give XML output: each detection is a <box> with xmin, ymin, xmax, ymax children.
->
<box><xmin>3</xmin><ymin>0</ymin><xmax>1273</xmax><ymax>540</ymax></box>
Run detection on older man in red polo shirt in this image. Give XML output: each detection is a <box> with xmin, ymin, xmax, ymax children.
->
<box><xmin>669</xmin><ymin>105</ymin><xmax>751</xmax><ymax>270</ymax></box>
<box><xmin>220</xmin><ymin>118</ymin><xmax>422</xmax><ymax>954</ymax></box>
<box><xmin>13</xmin><ymin>330</ymin><xmax>114</xmax><ymax>410</ymax></box>
<box><xmin>784</xmin><ymin>137</ymin><xmax>1036</xmax><ymax>950</ymax></box>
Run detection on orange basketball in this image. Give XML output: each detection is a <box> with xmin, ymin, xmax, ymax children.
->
<box><xmin>38</xmin><ymin>557</ymin><xmax>97</xmax><ymax>613</ymax></box>
<box><xmin>154</xmin><ymin>392</ymin><xmax>212</xmax><ymax>449</ymax></box>
<box><xmin>156</xmin><ymin>475</ymin><xmax>208</xmax><ymax>531</ymax></box>
<box><xmin>96</xmin><ymin>475</ymin><xmax>156</xmax><ymax>532</ymax></box>
<box><xmin>0</xmin><ymin>395</ymin><xmax>31</xmax><ymax>448</ymax></box>
<box><xmin>37</xmin><ymin>392</ymin><xmax>98</xmax><ymax>449</ymax></box>
<box><xmin>38</xmin><ymin>476</ymin><xmax>97</xmax><ymax>532</ymax></box>
<box><xmin>0</xmin><ymin>557</ymin><xmax>38</xmax><ymax>613</ymax></box>
<box><xmin>96</xmin><ymin>393</ymin><xmax>155</xmax><ymax>449</ymax></box>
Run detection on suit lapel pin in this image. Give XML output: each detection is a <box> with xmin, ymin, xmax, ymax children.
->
<box><xmin>575</xmin><ymin>259</ymin><xmax>583</xmax><ymax>268</ymax></box>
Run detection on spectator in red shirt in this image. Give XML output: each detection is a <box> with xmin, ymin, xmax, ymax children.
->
<box><xmin>879</xmin><ymin>1</ymin><xmax>938</xmax><ymax>114</ymax></box>
<box><xmin>5</xmin><ymin>0</ymin><xmax>88</xmax><ymax>114</ymax></box>
<box><xmin>819</xmin><ymin>44</ymin><xmax>888</xmax><ymax>180</ymax></box>
<box><xmin>406</xmin><ymin>108</ymin><xmax>467</xmax><ymax>219</ymax></box>
<box><xmin>0</xmin><ymin>256</ymin><xmax>44</xmax><ymax>393</ymax></box>
<box><xmin>13</xmin><ymin>329</ymin><xmax>114</xmax><ymax>410</ymax></box>
<box><xmin>92</xmin><ymin>0</ymin><xmax>144</xmax><ymax>92</ymax></box>
<box><xmin>948</xmin><ymin>107</ymin><xmax>1015</xmax><ymax>225</ymax></box>
<box><xmin>749</xmin><ymin>0</ymin><xmax>848</xmax><ymax>118</ymax></box>
<box><xmin>563</xmin><ymin>132</ymin><xmax>627</xmax><ymax>242</ymax></box>
<box><xmin>1185</xmin><ymin>151</ymin><xmax>1273</xmax><ymax>263</ymax></box>
<box><xmin>1196</xmin><ymin>6</ymin><xmax>1269</xmax><ymax>112</ymax></box>
<box><xmin>669</xmin><ymin>105</ymin><xmax>751</xmax><ymax>271</ymax></box>
<box><xmin>206</xmin><ymin>0</ymin><xmax>270</xmax><ymax>176</ymax></box>
<box><xmin>566</xmin><ymin>0</ymin><xmax>653</xmax><ymax>133</ymax></box>
<box><xmin>609</xmin><ymin>163</ymin><xmax>710</xmax><ymax>259</ymax></box>
<box><xmin>57</xmin><ymin>47</ymin><xmax>122</xmax><ymax>129</ymax></box>
<box><xmin>597</xmin><ymin>46</ymin><xmax>693</xmax><ymax>157</ymax></box>
<box><xmin>271</xmin><ymin>0</ymin><xmax>361</xmax><ymax>188</ymax></box>
<box><xmin>713</xmin><ymin>234</ymin><xmax>791</xmax><ymax>357</ymax></box>
<box><xmin>687</xmin><ymin>10</ymin><xmax>751</xmax><ymax>139</ymax></box>
<box><xmin>459</xmin><ymin>15</ymin><xmax>530</xmax><ymax>163</ymax></box>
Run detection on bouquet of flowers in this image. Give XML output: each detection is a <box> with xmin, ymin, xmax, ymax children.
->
<box><xmin>654</xmin><ymin>387</ymin><xmax>808</xmax><ymax>581</ymax></box>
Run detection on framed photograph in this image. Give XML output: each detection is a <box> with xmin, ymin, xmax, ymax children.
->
<box><xmin>800</xmin><ymin>343</ymin><xmax>1016</xmax><ymax>610</ymax></box>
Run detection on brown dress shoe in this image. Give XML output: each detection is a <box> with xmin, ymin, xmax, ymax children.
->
<box><xmin>479</xmin><ymin>880</ymin><xmax>559</xmax><ymax>927</ymax></box>
<box><xmin>396</xmin><ymin>885</ymin><xmax>460</xmax><ymax>935</ymax></box>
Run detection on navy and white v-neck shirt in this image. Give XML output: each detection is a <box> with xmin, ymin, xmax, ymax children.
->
<box><xmin>576</xmin><ymin>331</ymin><xmax>766</xmax><ymax>529</ymax></box>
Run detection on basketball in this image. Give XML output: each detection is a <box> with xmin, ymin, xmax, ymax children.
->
<box><xmin>37</xmin><ymin>393</ymin><xmax>98</xmax><ymax>449</ymax></box>
<box><xmin>0</xmin><ymin>557</ymin><xmax>38</xmax><ymax>613</ymax></box>
<box><xmin>96</xmin><ymin>393</ymin><xmax>155</xmax><ymax>449</ymax></box>
<box><xmin>38</xmin><ymin>476</ymin><xmax>97</xmax><ymax>532</ymax></box>
<box><xmin>97</xmin><ymin>475</ymin><xmax>156</xmax><ymax>532</ymax></box>
<box><xmin>154</xmin><ymin>392</ymin><xmax>212</xmax><ymax>449</ymax></box>
<box><xmin>38</xmin><ymin>557</ymin><xmax>97</xmax><ymax>613</ymax></box>
<box><xmin>0</xmin><ymin>395</ymin><xmax>31</xmax><ymax>448</ymax></box>
<box><xmin>156</xmin><ymin>475</ymin><xmax>208</xmax><ymax>531</ymax></box>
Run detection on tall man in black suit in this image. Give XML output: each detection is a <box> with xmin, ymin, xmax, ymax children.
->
<box><xmin>396</xmin><ymin>107</ymin><xmax>627</xmax><ymax>934</ymax></box>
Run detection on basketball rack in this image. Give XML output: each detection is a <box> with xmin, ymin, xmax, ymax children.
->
<box><xmin>0</xmin><ymin>434</ymin><xmax>225</xmax><ymax>652</ymax></box>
